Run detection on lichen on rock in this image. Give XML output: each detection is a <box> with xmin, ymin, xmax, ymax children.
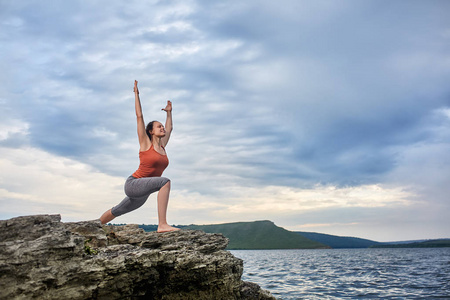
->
<box><xmin>0</xmin><ymin>214</ymin><xmax>276</xmax><ymax>299</ymax></box>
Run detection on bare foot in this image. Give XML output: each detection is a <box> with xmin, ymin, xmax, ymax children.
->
<box><xmin>157</xmin><ymin>224</ymin><xmax>181</xmax><ymax>233</ymax></box>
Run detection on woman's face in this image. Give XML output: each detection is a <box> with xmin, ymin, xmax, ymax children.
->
<box><xmin>151</xmin><ymin>122</ymin><xmax>166</xmax><ymax>137</ymax></box>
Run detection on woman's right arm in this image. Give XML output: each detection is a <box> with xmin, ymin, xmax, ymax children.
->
<box><xmin>134</xmin><ymin>80</ymin><xmax>150</xmax><ymax>151</ymax></box>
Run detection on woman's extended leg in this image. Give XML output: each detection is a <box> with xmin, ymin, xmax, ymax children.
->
<box><xmin>100</xmin><ymin>209</ymin><xmax>115</xmax><ymax>224</ymax></box>
<box><xmin>99</xmin><ymin>176</ymin><xmax>179</xmax><ymax>229</ymax></box>
<box><xmin>157</xmin><ymin>180</ymin><xmax>180</xmax><ymax>233</ymax></box>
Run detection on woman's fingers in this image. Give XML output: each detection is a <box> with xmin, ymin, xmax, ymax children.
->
<box><xmin>162</xmin><ymin>100</ymin><xmax>172</xmax><ymax>111</ymax></box>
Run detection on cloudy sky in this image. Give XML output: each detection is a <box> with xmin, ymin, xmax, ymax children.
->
<box><xmin>1</xmin><ymin>0</ymin><xmax>449</xmax><ymax>241</ymax></box>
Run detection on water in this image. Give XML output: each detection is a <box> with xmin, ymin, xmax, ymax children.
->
<box><xmin>230</xmin><ymin>248</ymin><xmax>450</xmax><ymax>299</ymax></box>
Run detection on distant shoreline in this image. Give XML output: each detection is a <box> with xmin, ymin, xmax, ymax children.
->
<box><xmin>370</xmin><ymin>239</ymin><xmax>450</xmax><ymax>248</ymax></box>
<box><xmin>132</xmin><ymin>221</ymin><xmax>450</xmax><ymax>250</ymax></box>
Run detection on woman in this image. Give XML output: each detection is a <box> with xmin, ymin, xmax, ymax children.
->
<box><xmin>99</xmin><ymin>80</ymin><xmax>180</xmax><ymax>233</ymax></box>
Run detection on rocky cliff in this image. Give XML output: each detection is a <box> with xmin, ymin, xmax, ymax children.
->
<box><xmin>0</xmin><ymin>215</ymin><xmax>275</xmax><ymax>300</ymax></box>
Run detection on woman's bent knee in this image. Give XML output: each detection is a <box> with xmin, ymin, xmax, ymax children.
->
<box><xmin>161</xmin><ymin>178</ymin><xmax>171</xmax><ymax>189</ymax></box>
<box><xmin>160</xmin><ymin>176</ymin><xmax>170</xmax><ymax>184</ymax></box>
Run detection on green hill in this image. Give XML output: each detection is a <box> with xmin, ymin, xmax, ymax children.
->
<box><xmin>185</xmin><ymin>220</ymin><xmax>329</xmax><ymax>250</ymax></box>
<box><xmin>296</xmin><ymin>231</ymin><xmax>381</xmax><ymax>248</ymax></box>
<box><xmin>135</xmin><ymin>222</ymin><xmax>449</xmax><ymax>250</ymax></box>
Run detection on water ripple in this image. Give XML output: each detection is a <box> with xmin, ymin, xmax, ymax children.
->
<box><xmin>231</xmin><ymin>248</ymin><xmax>450</xmax><ymax>299</ymax></box>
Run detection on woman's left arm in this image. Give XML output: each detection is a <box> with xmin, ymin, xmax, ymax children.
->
<box><xmin>161</xmin><ymin>100</ymin><xmax>173</xmax><ymax>147</ymax></box>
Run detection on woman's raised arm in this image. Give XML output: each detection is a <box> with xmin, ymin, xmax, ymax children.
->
<box><xmin>161</xmin><ymin>100</ymin><xmax>173</xmax><ymax>147</ymax></box>
<box><xmin>134</xmin><ymin>80</ymin><xmax>151</xmax><ymax>151</ymax></box>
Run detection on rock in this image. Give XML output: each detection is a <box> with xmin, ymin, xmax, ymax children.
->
<box><xmin>240</xmin><ymin>281</ymin><xmax>277</xmax><ymax>300</ymax></box>
<box><xmin>0</xmin><ymin>215</ymin><xmax>276</xmax><ymax>300</ymax></box>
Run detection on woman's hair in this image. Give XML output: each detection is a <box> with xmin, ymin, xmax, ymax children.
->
<box><xmin>146</xmin><ymin>121</ymin><xmax>157</xmax><ymax>141</ymax></box>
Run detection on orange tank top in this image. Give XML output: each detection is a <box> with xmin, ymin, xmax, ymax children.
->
<box><xmin>132</xmin><ymin>145</ymin><xmax>169</xmax><ymax>178</ymax></box>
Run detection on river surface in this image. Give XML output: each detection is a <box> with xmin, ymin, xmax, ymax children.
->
<box><xmin>230</xmin><ymin>248</ymin><xmax>450</xmax><ymax>299</ymax></box>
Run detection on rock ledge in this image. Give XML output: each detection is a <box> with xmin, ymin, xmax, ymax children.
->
<box><xmin>0</xmin><ymin>214</ymin><xmax>275</xmax><ymax>300</ymax></box>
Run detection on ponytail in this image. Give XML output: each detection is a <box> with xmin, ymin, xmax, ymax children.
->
<box><xmin>146</xmin><ymin>121</ymin><xmax>157</xmax><ymax>141</ymax></box>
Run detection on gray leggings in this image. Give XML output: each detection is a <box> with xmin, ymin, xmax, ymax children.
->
<box><xmin>111</xmin><ymin>176</ymin><xmax>170</xmax><ymax>217</ymax></box>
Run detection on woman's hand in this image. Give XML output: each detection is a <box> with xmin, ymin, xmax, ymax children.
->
<box><xmin>161</xmin><ymin>100</ymin><xmax>173</xmax><ymax>147</ymax></box>
<box><xmin>162</xmin><ymin>100</ymin><xmax>172</xmax><ymax>112</ymax></box>
<box><xmin>134</xmin><ymin>80</ymin><xmax>139</xmax><ymax>94</ymax></box>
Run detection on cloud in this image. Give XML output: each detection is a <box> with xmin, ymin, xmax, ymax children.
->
<box><xmin>0</xmin><ymin>119</ymin><xmax>29</xmax><ymax>142</ymax></box>
<box><xmin>0</xmin><ymin>146</ymin><xmax>124</xmax><ymax>221</ymax></box>
<box><xmin>384</xmin><ymin>106</ymin><xmax>450</xmax><ymax>205</ymax></box>
<box><xmin>4</xmin><ymin>0</ymin><xmax>447</xmax><ymax>186</ymax></box>
<box><xmin>166</xmin><ymin>180</ymin><xmax>417</xmax><ymax>226</ymax></box>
